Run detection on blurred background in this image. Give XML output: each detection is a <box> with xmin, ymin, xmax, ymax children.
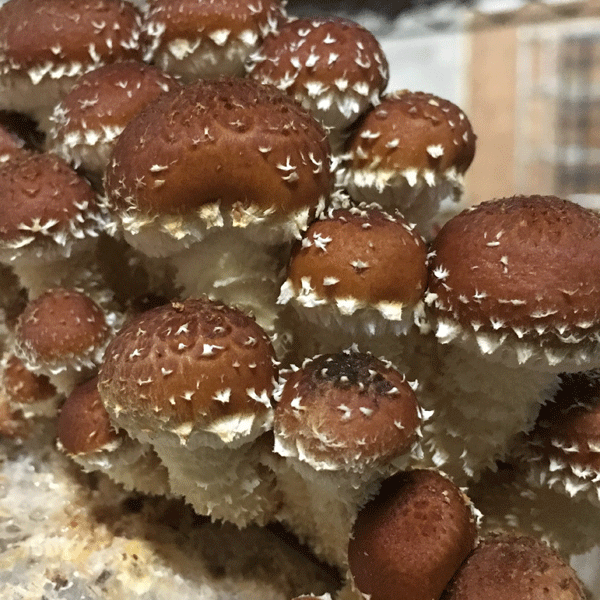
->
<box><xmin>291</xmin><ymin>0</ymin><xmax>600</xmax><ymax>209</ymax></box>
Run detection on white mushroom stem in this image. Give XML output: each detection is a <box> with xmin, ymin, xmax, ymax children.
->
<box><xmin>270</xmin><ymin>450</ymin><xmax>414</xmax><ymax>570</ymax></box>
<box><xmin>171</xmin><ymin>228</ymin><xmax>290</xmax><ymax>349</ymax></box>
<box><xmin>130</xmin><ymin>427</ymin><xmax>279</xmax><ymax>528</ymax></box>
<box><xmin>411</xmin><ymin>340</ymin><xmax>558</xmax><ymax>486</ymax></box>
<box><xmin>63</xmin><ymin>437</ymin><xmax>171</xmax><ymax>498</ymax></box>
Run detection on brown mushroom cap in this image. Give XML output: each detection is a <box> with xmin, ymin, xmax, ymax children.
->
<box><xmin>98</xmin><ymin>297</ymin><xmax>278</xmax><ymax>444</ymax></box>
<box><xmin>2</xmin><ymin>353</ymin><xmax>57</xmax><ymax>407</ymax></box>
<box><xmin>48</xmin><ymin>61</ymin><xmax>181</xmax><ymax>172</ymax></box>
<box><xmin>14</xmin><ymin>288</ymin><xmax>111</xmax><ymax>371</ymax></box>
<box><xmin>0</xmin><ymin>152</ymin><xmax>106</xmax><ymax>263</ymax></box>
<box><xmin>0</xmin><ymin>0</ymin><xmax>144</xmax><ymax>76</ymax></box>
<box><xmin>274</xmin><ymin>351</ymin><xmax>421</xmax><ymax>471</ymax></box>
<box><xmin>348</xmin><ymin>469</ymin><xmax>478</xmax><ymax>600</ymax></box>
<box><xmin>441</xmin><ymin>533</ymin><xmax>585</xmax><ymax>600</ymax></box>
<box><xmin>0</xmin><ymin>0</ymin><xmax>145</xmax><ymax>121</ymax></box>
<box><xmin>144</xmin><ymin>0</ymin><xmax>286</xmax><ymax>80</ymax></box>
<box><xmin>56</xmin><ymin>376</ymin><xmax>121</xmax><ymax>455</ymax></box>
<box><xmin>345</xmin><ymin>90</ymin><xmax>475</xmax><ymax>176</ymax></box>
<box><xmin>280</xmin><ymin>205</ymin><xmax>428</xmax><ymax>318</ymax></box>
<box><xmin>425</xmin><ymin>195</ymin><xmax>600</xmax><ymax>370</ymax></box>
<box><xmin>247</xmin><ymin>16</ymin><xmax>388</xmax><ymax>131</ymax></box>
<box><xmin>104</xmin><ymin>77</ymin><xmax>332</xmax><ymax>251</ymax></box>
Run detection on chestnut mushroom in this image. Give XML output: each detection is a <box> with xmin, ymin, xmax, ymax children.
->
<box><xmin>272</xmin><ymin>349</ymin><xmax>423</xmax><ymax>568</ymax></box>
<box><xmin>98</xmin><ymin>297</ymin><xmax>281</xmax><ymax>527</ymax></box>
<box><xmin>57</xmin><ymin>376</ymin><xmax>170</xmax><ymax>497</ymax></box>
<box><xmin>0</xmin><ymin>0</ymin><xmax>146</xmax><ymax>131</ymax></box>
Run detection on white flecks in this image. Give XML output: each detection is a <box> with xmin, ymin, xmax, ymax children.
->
<box><xmin>213</xmin><ymin>388</ymin><xmax>231</xmax><ymax>404</ymax></box>
<box><xmin>427</xmin><ymin>144</ymin><xmax>444</xmax><ymax>158</ymax></box>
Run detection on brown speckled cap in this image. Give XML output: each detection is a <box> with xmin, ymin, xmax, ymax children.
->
<box><xmin>348</xmin><ymin>469</ymin><xmax>478</xmax><ymax>600</ymax></box>
<box><xmin>0</xmin><ymin>152</ymin><xmax>106</xmax><ymax>262</ymax></box>
<box><xmin>345</xmin><ymin>90</ymin><xmax>475</xmax><ymax>176</ymax></box>
<box><xmin>104</xmin><ymin>77</ymin><xmax>332</xmax><ymax>248</ymax></box>
<box><xmin>98</xmin><ymin>297</ymin><xmax>278</xmax><ymax>444</ymax></box>
<box><xmin>14</xmin><ymin>288</ymin><xmax>111</xmax><ymax>371</ymax></box>
<box><xmin>57</xmin><ymin>376</ymin><xmax>122</xmax><ymax>455</ymax></box>
<box><xmin>425</xmin><ymin>195</ymin><xmax>600</xmax><ymax>370</ymax></box>
<box><xmin>0</xmin><ymin>0</ymin><xmax>144</xmax><ymax>75</ymax></box>
<box><xmin>48</xmin><ymin>61</ymin><xmax>181</xmax><ymax>174</ymax></box>
<box><xmin>143</xmin><ymin>0</ymin><xmax>286</xmax><ymax>80</ymax></box>
<box><xmin>280</xmin><ymin>204</ymin><xmax>427</xmax><ymax>319</ymax></box>
<box><xmin>0</xmin><ymin>0</ymin><xmax>145</xmax><ymax>121</ymax></box>
<box><xmin>274</xmin><ymin>350</ymin><xmax>421</xmax><ymax>471</ymax></box>
<box><xmin>441</xmin><ymin>533</ymin><xmax>585</xmax><ymax>599</ymax></box>
<box><xmin>248</xmin><ymin>17</ymin><xmax>388</xmax><ymax>132</ymax></box>
<box><xmin>2</xmin><ymin>353</ymin><xmax>57</xmax><ymax>407</ymax></box>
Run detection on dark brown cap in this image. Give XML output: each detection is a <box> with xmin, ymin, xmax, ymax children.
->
<box><xmin>0</xmin><ymin>152</ymin><xmax>106</xmax><ymax>263</ymax></box>
<box><xmin>274</xmin><ymin>350</ymin><xmax>421</xmax><ymax>471</ymax></box>
<box><xmin>348</xmin><ymin>469</ymin><xmax>478</xmax><ymax>600</ymax></box>
<box><xmin>279</xmin><ymin>204</ymin><xmax>427</xmax><ymax>320</ymax></box>
<box><xmin>98</xmin><ymin>297</ymin><xmax>278</xmax><ymax>444</ymax></box>
<box><xmin>441</xmin><ymin>533</ymin><xmax>585</xmax><ymax>599</ymax></box>
<box><xmin>143</xmin><ymin>0</ymin><xmax>286</xmax><ymax>80</ymax></box>
<box><xmin>248</xmin><ymin>17</ymin><xmax>388</xmax><ymax>132</ymax></box>
<box><xmin>48</xmin><ymin>61</ymin><xmax>181</xmax><ymax>174</ymax></box>
<box><xmin>426</xmin><ymin>195</ymin><xmax>600</xmax><ymax>370</ymax></box>
<box><xmin>56</xmin><ymin>376</ymin><xmax>122</xmax><ymax>455</ymax></box>
<box><xmin>104</xmin><ymin>77</ymin><xmax>332</xmax><ymax>251</ymax></box>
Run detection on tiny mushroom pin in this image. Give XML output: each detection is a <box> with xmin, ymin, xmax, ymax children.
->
<box><xmin>272</xmin><ymin>349</ymin><xmax>422</xmax><ymax>568</ymax></box>
<box><xmin>98</xmin><ymin>297</ymin><xmax>281</xmax><ymax>527</ymax></box>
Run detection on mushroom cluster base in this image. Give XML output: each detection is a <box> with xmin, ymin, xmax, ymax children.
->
<box><xmin>0</xmin><ymin>423</ymin><xmax>340</xmax><ymax>600</ymax></box>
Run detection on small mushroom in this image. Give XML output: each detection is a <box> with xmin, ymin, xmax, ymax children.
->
<box><xmin>142</xmin><ymin>0</ymin><xmax>286</xmax><ymax>82</ymax></box>
<box><xmin>47</xmin><ymin>60</ymin><xmax>181</xmax><ymax>187</ymax></box>
<box><xmin>347</xmin><ymin>469</ymin><xmax>479</xmax><ymax>600</ymax></box>
<box><xmin>272</xmin><ymin>349</ymin><xmax>422</xmax><ymax>568</ymax></box>
<box><xmin>98</xmin><ymin>297</ymin><xmax>281</xmax><ymax>527</ymax></box>
<box><xmin>341</xmin><ymin>90</ymin><xmax>476</xmax><ymax>240</ymax></box>
<box><xmin>56</xmin><ymin>376</ymin><xmax>170</xmax><ymax>497</ymax></box>
<box><xmin>278</xmin><ymin>203</ymin><xmax>428</xmax><ymax>365</ymax></box>
<box><xmin>0</xmin><ymin>0</ymin><xmax>146</xmax><ymax>131</ymax></box>
<box><xmin>247</xmin><ymin>16</ymin><xmax>388</xmax><ymax>150</ymax></box>
<box><xmin>441</xmin><ymin>533</ymin><xmax>585</xmax><ymax>600</ymax></box>
<box><xmin>14</xmin><ymin>288</ymin><xmax>115</xmax><ymax>396</ymax></box>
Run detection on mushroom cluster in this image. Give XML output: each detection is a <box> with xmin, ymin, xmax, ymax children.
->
<box><xmin>0</xmin><ymin>0</ymin><xmax>596</xmax><ymax>598</ymax></box>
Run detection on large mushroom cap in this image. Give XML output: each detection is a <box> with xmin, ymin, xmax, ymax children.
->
<box><xmin>247</xmin><ymin>16</ymin><xmax>388</xmax><ymax>133</ymax></box>
<box><xmin>48</xmin><ymin>60</ymin><xmax>181</xmax><ymax>176</ymax></box>
<box><xmin>143</xmin><ymin>0</ymin><xmax>286</xmax><ymax>81</ymax></box>
<box><xmin>104</xmin><ymin>77</ymin><xmax>332</xmax><ymax>255</ymax></box>
<box><xmin>348</xmin><ymin>469</ymin><xmax>478</xmax><ymax>600</ymax></box>
<box><xmin>425</xmin><ymin>195</ymin><xmax>600</xmax><ymax>370</ymax></box>
<box><xmin>98</xmin><ymin>297</ymin><xmax>278</xmax><ymax>445</ymax></box>
<box><xmin>274</xmin><ymin>350</ymin><xmax>421</xmax><ymax>471</ymax></box>
<box><xmin>441</xmin><ymin>533</ymin><xmax>585</xmax><ymax>599</ymax></box>
<box><xmin>0</xmin><ymin>0</ymin><xmax>145</xmax><ymax>122</ymax></box>
<box><xmin>279</xmin><ymin>204</ymin><xmax>428</xmax><ymax>321</ymax></box>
